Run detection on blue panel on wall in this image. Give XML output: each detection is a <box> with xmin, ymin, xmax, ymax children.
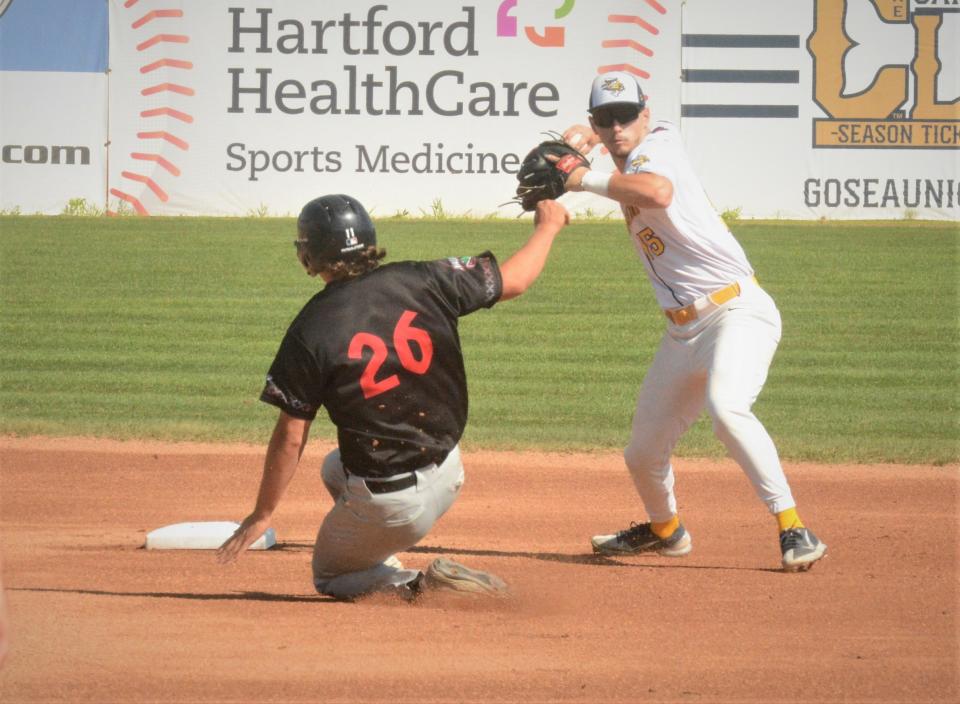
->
<box><xmin>0</xmin><ymin>0</ymin><xmax>108</xmax><ymax>73</ymax></box>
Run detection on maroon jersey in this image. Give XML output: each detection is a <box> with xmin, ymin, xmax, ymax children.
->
<box><xmin>260</xmin><ymin>253</ymin><xmax>502</xmax><ymax>477</ymax></box>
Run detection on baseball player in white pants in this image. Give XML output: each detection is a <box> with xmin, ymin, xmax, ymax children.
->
<box><xmin>217</xmin><ymin>194</ymin><xmax>570</xmax><ymax>598</ymax></box>
<box><xmin>562</xmin><ymin>71</ymin><xmax>827</xmax><ymax>571</ymax></box>
<box><xmin>312</xmin><ymin>446</ymin><xmax>466</xmax><ymax>600</ymax></box>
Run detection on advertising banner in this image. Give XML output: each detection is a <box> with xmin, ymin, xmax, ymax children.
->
<box><xmin>105</xmin><ymin>0</ymin><xmax>680</xmax><ymax>217</ymax></box>
<box><xmin>0</xmin><ymin>0</ymin><xmax>108</xmax><ymax>214</ymax></box>
<box><xmin>1</xmin><ymin>0</ymin><xmax>956</xmax><ymax>220</ymax></box>
<box><xmin>680</xmin><ymin>0</ymin><xmax>959</xmax><ymax>220</ymax></box>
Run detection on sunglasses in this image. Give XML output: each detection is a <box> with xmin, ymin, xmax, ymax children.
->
<box><xmin>591</xmin><ymin>103</ymin><xmax>643</xmax><ymax>128</ymax></box>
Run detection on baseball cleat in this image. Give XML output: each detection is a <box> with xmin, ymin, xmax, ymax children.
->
<box><xmin>396</xmin><ymin>572</ymin><xmax>426</xmax><ymax>602</ymax></box>
<box><xmin>423</xmin><ymin>558</ymin><xmax>509</xmax><ymax>596</ymax></box>
<box><xmin>780</xmin><ymin>527</ymin><xmax>827</xmax><ymax>572</ymax></box>
<box><xmin>591</xmin><ymin>521</ymin><xmax>692</xmax><ymax>557</ymax></box>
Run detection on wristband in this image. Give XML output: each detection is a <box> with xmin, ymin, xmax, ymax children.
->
<box><xmin>580</xmin><ymin>171</ymin><xmax>612</xmax><ymax>196</ymax></box>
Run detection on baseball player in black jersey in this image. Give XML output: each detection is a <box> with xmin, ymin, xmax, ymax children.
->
<box><xmin>218</xmin><ymin>194</ymin><xmax>569</xmax><ymax>600</ymax></box>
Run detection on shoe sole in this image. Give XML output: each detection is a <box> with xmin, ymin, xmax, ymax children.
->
<box><xmin>591</xmin><ymin>532</ymin><xmax>693</xmax><ymax>557</ymax></box>
<box><xmin>425</xmin><ymin>558</ymin><xmax>508</xmax><ymax>595</ymax></box>
<box><xmin>782</xmin><ymin>543</ymin><xmax>827</xmax><ymax>572</ymax></box>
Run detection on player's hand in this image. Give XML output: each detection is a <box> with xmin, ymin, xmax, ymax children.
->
<box><xmin>216</xmin><ymin>512</ymin><xmax>271</xmax><ymax>564</ymax></box>
<box><xmin>534</xmin><ymin>199</ymin><xmax>570</xmax><ymax>229</ymax></box>
<box><xmin>562</xmin><ymin>124</ymin><xmax>599</xmax><ymax>155</ymax></box>
<box><xmin>564</xmin><ymin>164</ymin><xmax>592</xmax><ymax>192</ymax></box>
<box><xmin>540</xmin><ymin>151</ymin><xmax>590</xmax><ymax>192</ymax></box>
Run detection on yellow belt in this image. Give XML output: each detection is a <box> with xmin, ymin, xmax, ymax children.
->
<box><xmin>664</xmin><ymin>276</ymin><xmax>757</xmax><ymax>326</ymax></box>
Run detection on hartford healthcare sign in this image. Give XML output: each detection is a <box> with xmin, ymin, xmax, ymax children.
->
<box><xmin>0</xmin><ymin>0</ymin><xmax>956</xmax><ymax>219</ymax></box>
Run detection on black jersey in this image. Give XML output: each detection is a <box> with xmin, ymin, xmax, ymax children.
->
<box><xmin>260</xmin><ymin>253</ymin><xmax>502</xmax><ymax>477</ymax></box>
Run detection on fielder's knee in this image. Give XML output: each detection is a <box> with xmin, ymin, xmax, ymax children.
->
<box><xmin>706</xmin><ymin>399</ymin><xmax>752</xmax><ymax>437</ymax></box>
<box><xmin>624</xmin><ymin>442</ymin><xmax>662</xmax><ymax>476</ymax></box>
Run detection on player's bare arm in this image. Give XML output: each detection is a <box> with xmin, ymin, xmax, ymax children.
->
<box><xmin>499</xmin><ymin>200</ymin><xmax>569</xmax><ymax>300</ymax></box>
<box><xmin>217</xmin><ymin>412</ymin><xmax>311</xmax><ymax>564</ymax></box>
<box><xmin>560</xmin><ymin>103</ymin><xmax>673</xmax><ymax>209</ymax></box>
<box><xmin>566</xmin><ymin>167</ymin><xmax>673</xmax><ymax>209</ymax></box>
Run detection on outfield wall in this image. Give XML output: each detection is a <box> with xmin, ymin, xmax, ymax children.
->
<box><xmin>0</xmin><ymin>0</ymin><xmax>957</xmax><ymax>219</ymax></box>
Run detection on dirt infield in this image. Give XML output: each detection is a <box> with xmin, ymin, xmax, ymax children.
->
<box><xmin>0</xmin><ymin>436</ymin><xmax>956</xmax><ymax>703</ymax></box>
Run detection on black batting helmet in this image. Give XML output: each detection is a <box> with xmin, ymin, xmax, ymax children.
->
<box><xmin>296</xmin><ymin>194</ymin><xmax>376</xmax><ymax>264</ymax></box>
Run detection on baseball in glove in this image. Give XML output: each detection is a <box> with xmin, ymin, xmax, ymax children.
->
<box><xmin>513</xmin><ymin>140</ymin><xmax>590</xmax><ymax>211</ymax></box>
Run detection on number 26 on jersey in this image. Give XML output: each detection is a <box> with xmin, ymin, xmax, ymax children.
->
<box><xmin>348</xmin><ymin>310</ymin><xmax>434</xmax><ymax>399</ymax></box>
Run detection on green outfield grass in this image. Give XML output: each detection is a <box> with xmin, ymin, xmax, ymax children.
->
<box><xmin>1</xmin><ymin>215</ymin><xmax>957</xmax><ymax>464</ymax></box>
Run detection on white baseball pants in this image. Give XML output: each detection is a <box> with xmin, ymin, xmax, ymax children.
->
<box><xmin>312</xmin><ymin>445</ymin><xmax>465</xmax><ymax>600</ymax></box>
<box><xmin>624</xmin><ymin>278</ymin><xmax>796</xmax><ymax>521</ymax></box>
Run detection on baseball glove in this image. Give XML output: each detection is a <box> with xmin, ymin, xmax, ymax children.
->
<box><xmin>514</xmin><ymin>140</ymin><xmax>590</xmax><ymax>211</ymax></box>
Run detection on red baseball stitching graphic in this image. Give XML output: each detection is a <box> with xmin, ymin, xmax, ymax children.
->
<box><xmin>108</xmin><ymin>189</ymin><xmax>148</xmax><ymax>215</ymax></box>
<box><xmin>608</xmin><ymin>14</ymin><xmax>659</xmax><ymax>36</ymax></box>
<box><xmin>132</xmin><ymin>9</ymin><xmax>183</xmax><ymax>29</ymax></box>
<box><xmin>121</xmin><ymin>170</ymin><xmax>169</xmax><ymax>201</ymax></box>
<box><xmin>140</xmin><ymin>58</ymin><xmax>192</xmax><ymax>74</ymax></box>
<box><xmin>597</xmin><ymin>63</ymin><xmax>650</xmax><ymax>78</ymax></box>
<box><xmin>601</xmin><ymin>39</ymin><xmax>653</xmax><ymax>57</ymax></box>
<box><xmin>136</xmin><ymin>131</ymin><xmax>188</xmax><ymax>150</ymax></box>
<box><xmin>110</xmin><ymin>2</ymin><xmax>194</xmax><ymax>217</ymax></box>
<box><xmin>599</xmin><ymin>4</ymin><xmax>669</xmax><ymax>81</ymax></box>
<box><xmin>141</xmin><ymin>83</ymin><xmax>194</xmax><ymax>97</ymax></box>
<box><xmin>135</xmin><ymin>34</ymin><xmax>188</xmax><ymax>51</ymax></box>
<box><xmin>140</xmin><ymin>107</ymin><xmax>193</xmax><ymax>124</ymax></box>
<box><xmin>590</xmin><ymin>1</ymin><xmax>670</xmax><ymax>155</ymax></box>
<box><xmin>131</xmin><ymin>153</ymin><xmax>181</xmax><ymax>176</ymax></box>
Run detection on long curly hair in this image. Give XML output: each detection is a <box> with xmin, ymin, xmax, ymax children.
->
<box><xmin>315</xmin><ymin>246</ymin><xmax>387</xmax><ymax>281</ymax></box>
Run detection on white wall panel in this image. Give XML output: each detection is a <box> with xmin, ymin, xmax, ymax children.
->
<box><xmin>2</xmin><ymin>0</ymin><xmax>955</xmax><ymax>219</ymax></box>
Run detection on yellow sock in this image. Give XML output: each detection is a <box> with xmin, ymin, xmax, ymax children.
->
<box><xmin>651</xmin><ymin>515</ymin><xmax>680</xmax><ymax>539</ymax></box>
<box><xmin>776</xmin><ymin>508</ymin><xmax>805</xmax><ymax>533</ymax></box>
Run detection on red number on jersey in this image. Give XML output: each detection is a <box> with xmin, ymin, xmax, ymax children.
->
<box><xmin>348</xmin><ymin>310</ymin><xmax>434</xmax><ymax>400</ymax></box>
<box><xmin>348</xmin><ymin>333</ymin><xmax>400</xmax><ymax>399</ymax></box>
<box><xmin>393</xmin><ymin>310</ymin><xmax>433</xmax><ymax>374</ymax></box>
